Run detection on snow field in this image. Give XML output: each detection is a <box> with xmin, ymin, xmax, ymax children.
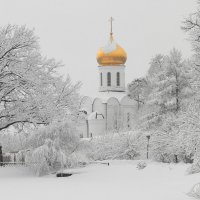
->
<box><xmin>0</xmin><ymin>160</ymin><xmax>200</xmax><ymax>200</ymax></box>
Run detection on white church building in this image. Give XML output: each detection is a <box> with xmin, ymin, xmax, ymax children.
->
<box><xmin>79</xmin><ymin>19</ymin><xmax>137</xmax><ymax>137</ymax></box>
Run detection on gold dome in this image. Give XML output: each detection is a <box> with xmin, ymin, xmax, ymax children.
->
<box><xmin>96</xmin><ymin>36</ymin><xmax>127</xmax><ymax>66</ymax></box>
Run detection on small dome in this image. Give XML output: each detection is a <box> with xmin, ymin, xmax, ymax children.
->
<box><xmin>96</xmin><ymin>36</ymin><xmax>127</xmax><ymax>66</ymax></box>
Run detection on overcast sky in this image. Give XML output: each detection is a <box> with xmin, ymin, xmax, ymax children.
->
<box><xmin>0</xmin><ymin>0</ymin><xmax>197</xmax><ymax>95</ymax></box>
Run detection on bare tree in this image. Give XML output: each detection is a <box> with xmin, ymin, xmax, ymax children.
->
<box><xmin>0</xmin><ymin>25</ymin><xmax>81</xmax><ymax>132</ymax></box>
<box><xmin>128</xmin><ymin>78</ymin><xmax>148</xmax><ymax>110</ymax></box>
<box><xmin>182</xmin><ymin>6</ymin><xmax>200</xmax><ymax>71</ymax></box>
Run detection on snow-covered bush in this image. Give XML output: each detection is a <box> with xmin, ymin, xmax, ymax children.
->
<box><xmin>187</xmin><ymin>146</ymin><xmax>200</xmax><ymax>175</ymax></box>
<box><xmin>0</xmin><ymin>132</ymin><xmax>26</xmax><ymax>153</ymax></box>
<box><xmin>87</xmin><ymin>132</ymin><xmax>142</xmax><ymax>161</ymax></box>
<box><xmin>65</xmin><ymin>152</ymin><xmax>89</xmax><ymax>168</ymax></box>
<box><xmin>27</xmin><ymin>121</ymin><xmax>80</xmax><ymax>154</ymax></box>
<box><xmin>137</xmin><ymin>161</ymin><xmax>147</xmax><ymax>170</ymax></box>
<box><xmin>27</xmin><ymin>139</ymin><xmax>66</xmax><ymax>176</ymax></box>
<box><xmin>151</xmin><ymin>130</ymin><xmax>177</xmax><ymax>163</ymax></box>
<box><xmin>188</xmin><ymin>183</ymin><xmax>200</xmax><ymax>199</ymax></box>
<box><xmin>25</xmin><ymin>121</ymin><xmax>90</xmax><ymax>176</ymax></box>
<box><xmin>149</xmin><ymin>113</ymin><xmax>187</xmax><ymax>163</ymax></box>
<box><xmin>175</xmin><ymin>98</ymin><xmax>200</xmax><ymax>166</ymax></box>
<box><xmin>147</xmin><ymin>101</ymin><xmax>200</xmax><ymax>164</ymax></box>
<box><xmin>187</xmin><ymin>163</ymin><xmax>200</xmax><ymax>175</ymax></box>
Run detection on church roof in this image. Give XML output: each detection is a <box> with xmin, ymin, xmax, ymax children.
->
<box><xmin>96</xmin><ymin>40</ymin><xmax>127</xmax><ymax>66</ymax></box>
<box><xmin>96</xmin><ymin>17</ymin><xmax>127</xmax><ymax>66</ymax></box>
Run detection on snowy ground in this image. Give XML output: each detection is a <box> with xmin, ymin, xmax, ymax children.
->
<box><xmin>0</xmin><ymin>160</ymin><xmax>199</xmax><ymax>200</ymax></box>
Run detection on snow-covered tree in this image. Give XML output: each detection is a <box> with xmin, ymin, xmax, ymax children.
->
<box><xmin>182</xmin><ymin>5</ymin><xmax>200</xmax><ymax>71</ymax></box>
<box><xmin>27</xmin><ymin>139</ymin><xmax>66</xmax><ymax>176</ymax></box>
<box><xmin>176</xmin><ymin>97</ymin><xmax>200</xmax><ymax>164</ymax></box>
<box><xmin>87</xmin><ymin>132</ymin><xmax>143</xmax><ymax>161</ymax></box>
<box><xmin>147</xmin><ymin>54</ymin><xmax>165</xmax><ymax>79</ymax></box>
<box><xmin>128</xmin><ymin>78</ymin><xmax>148</xmax><ymax>110</ymax></box>
<box><xmin>182</xmin><ymin>6</ymin><xmax>200</xmax><ymax>94</ymax></box>
<box><xmin>0</xmin><ymin>25</ymin><xmax>81</xmax><ymax>132</ymax></box>
<box><xmin>26</xmin><ymin>121</ymin><xmax>80</xmax><ymax>153</ymax></box>
<box><xmin>153</xmin><ymin>49</ymin><xmax>191</xmax><ymax>112</ymax></box>
<box><xmin>143</xmin><ymin>49</ymin><xmax>192</xmax><ymax>130</ymax></box>
<box><xmin>150</xmin><ymin>113</ymin><xmax>181</xmax><ymax>162</ymax></box>
<box><xmin>136</xmin><ymin>50</ymin><xmax>194</xmax><ymax>163</ymax></box>
<box><xmin>24</xmin><ymin>121</ymin><xmax>89</xmax><ymax>175</ymax></box>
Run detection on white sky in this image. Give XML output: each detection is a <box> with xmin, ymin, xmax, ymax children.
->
<box><xmin>0</xmin><ymin>0</ymin><xmax>197</xmax><ymax>95</ymax></box>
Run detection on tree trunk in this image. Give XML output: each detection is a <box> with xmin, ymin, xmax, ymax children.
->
<box><xmin>137</xmin><ymin>95</ymin><xmax>140</xmax><ymax>110</ymax></box>
<box><xmin>0</xmin><ymin>146</ymin><xmax>3</xmax><ymax>166</ymax></box>
<box><xmin>175</xmin><ymin>71</ymin><xmax>180</xmax><ymax>112</ymax></box>
<box><xmin>176</xmin><ymin>88</ymin><xmax>179</xmax><ymax>111</ymax></box>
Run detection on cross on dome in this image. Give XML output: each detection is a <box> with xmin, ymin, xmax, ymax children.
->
<box><xmin>96</xmin><ymin>17</ymin><xmax>127</xmax><ymax>66</ymax></box>
<box><xmin>109</xmin><ymin>17</ymin><xmax>114</xmax><ymax>40</ymax></box>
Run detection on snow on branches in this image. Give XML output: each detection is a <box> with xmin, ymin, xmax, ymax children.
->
<box><xmin>128</xmin><ymin>78</ymin><xmax>148</xmax><ymax>110</ymax></box>
<box><xmin>141</xmin><ymin>49</ymin><xmax>193</xmax><ymax>132</ymax></box>
<box><xmin>0</xmin><ymin>25</ymin><xmax>81</xmax><ymax>132</ymax></box>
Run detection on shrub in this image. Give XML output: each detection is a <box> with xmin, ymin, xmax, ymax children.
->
<box><xmin>188</xmin><ymin>183</ymin><xmax>200</xmax><ymax>199</ymax></box>
<box><xmin>26</xmin><ymin>121</ymin><xmax>80</xmax><ymax>154</ymax></box>
<box><xmin>137</xmin><ymin>161</ymin><xmax>147</xmax><ymax>170</ymax></box>
<box><xmin>187</xmin><ymin>157</ymin><xmax>200</xmax><ymax>175</ymax></box>
<box><xmin>27</xmin><ymin>139</ymin><xmax>66</xmax><ymax>176</ymax></box>
<box><xmin>187</xmin><ymin>146</ymin><xmax>200</xmax><ymax>175</ymax></box>
<box><xmin>87</xmin><ymin>132</ymin><xmax>141</xmax><ymax>161</ymax></box>
<box><xmin>65</xmin><ymin>152</ymin><xmax>89</xmax><ymax>168</ymax></box>
<box><xmin>25</xmin><ymin>122</ymin><xmax>91</xmax><ymax>176</ymax></box>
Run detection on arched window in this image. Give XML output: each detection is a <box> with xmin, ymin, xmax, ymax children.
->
<box><xmin>100</xmin><ymin>73</ymin><xmax>103</xmax><ymax>86</ymax></box>
<box><xmin>107</xmin><ymin>72</ymin><xmax>111</xmax><ymax>86</ymax></box>
<box><xmin>117</xmin><ymin>72</ymin><xmax>120</xmax><ymax>86</ymax></box>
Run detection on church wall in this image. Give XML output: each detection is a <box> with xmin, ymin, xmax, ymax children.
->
<box><xmin>80</xmin><ymin>96</ymin><xmax>93</xmax><ymax>114</ymax></box>
<box><xmin>79</xmin><ymin>96</ymin><xmax>139</xmax><ymax>137</ymax></box>
<box><xmin>92</xmin><ymin>98</ymin><xmax>105</xmax><ymax>117</ymax></box>
<box><xmin>120</xmin><ymin>96</ymin><xmax>136</xmax><ymax>106</ymax></box>
<box><xmin>88</xmin><ymin>119</ymin><xmax>106</xmax><ymax>137</ymax></box>
<box><xmin>77</xmin><ymin>121</ymin><xmax>88</xmax><ymax>138</ymax></box>
<box><xmin>107</xmin><ymin>97</ymin><xmax>120</xmax><ymax>106</ymax></box>
<box><xmin>78</xmin><ymin>118</ymin><xmax>106</xmax><ymax>138</ymax></box>
<box><xmin>107</xmin><ymin>97</ymin><xmax>120</xmax><ymax>131</ymax></box>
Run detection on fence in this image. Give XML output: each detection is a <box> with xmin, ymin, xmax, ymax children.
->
<box><xmin>0</xmin><ymin>145</ymin><xmax>34</xmax><ymax>167</ymax></box>
<box><xmin>0</xmin><ymin>161</ymin><xmax>40</xmax><ymax>168</ymax></box>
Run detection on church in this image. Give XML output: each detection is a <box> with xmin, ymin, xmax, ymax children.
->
<box><xmin>79</xmin><ymin>18</ymin><xmax>137</xmax><ymax>138</ymax></box>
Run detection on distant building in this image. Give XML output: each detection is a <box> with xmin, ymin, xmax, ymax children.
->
<box><xmin>79</xmin><ymin>18</ymin><xmax>136</xmax><ymax>137</ymax></box>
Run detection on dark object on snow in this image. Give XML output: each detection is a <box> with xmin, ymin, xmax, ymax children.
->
<box><xmin>56</xmin><ymin>173</ymin><xmax>73</xmax><ymax>177</ymax></box>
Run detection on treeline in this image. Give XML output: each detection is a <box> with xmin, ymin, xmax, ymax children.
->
<box><xmin>128</xmin><ymin>2</ymin><xmax>200</xmax><ymax>173</ymax></box>
<box><xmin>0</xmin><ymin>25</ymin><xmax>83</xmax><ymax>175</ymax></box>
<box><xmin>0</xmin><ymin>25</ymin><xmax>81</xmax><ymax>132</ymax></box>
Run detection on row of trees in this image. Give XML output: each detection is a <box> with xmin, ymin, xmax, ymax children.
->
<box><xmin>127</xmin><ymin>1</ymin><xmax>200</xmax><ymax>172</ymax></box>
<box><xmin>0</xmin><ymin>25</ymin><xmax>83</xmax><ymax>175</ymax></box>
<box><xmin>3</xmin><ymin>2</ymin><xmax>200</xmax><ymax>175</ymax></box>
<box><xmin>0</xmin><ymin>25</ymin><xmax>81</xmax><ymax>132</ymax></box>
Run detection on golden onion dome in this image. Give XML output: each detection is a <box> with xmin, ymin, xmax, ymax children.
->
<box><xmin>96</xmin><ymin>35</ymin><xmax>127</xmax><ymax>66</ymax></box>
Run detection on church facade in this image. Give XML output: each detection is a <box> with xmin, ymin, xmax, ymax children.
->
<box><xmin>79</xmin><ymin>19</ymin><xmax>136</xmax><ymax>137</ymax></box>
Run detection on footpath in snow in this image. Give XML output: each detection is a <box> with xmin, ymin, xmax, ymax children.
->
<box><xmin>0</xmin><ymin>160</ymin><xmax>199</xmax><ymax>200</ymax></box>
